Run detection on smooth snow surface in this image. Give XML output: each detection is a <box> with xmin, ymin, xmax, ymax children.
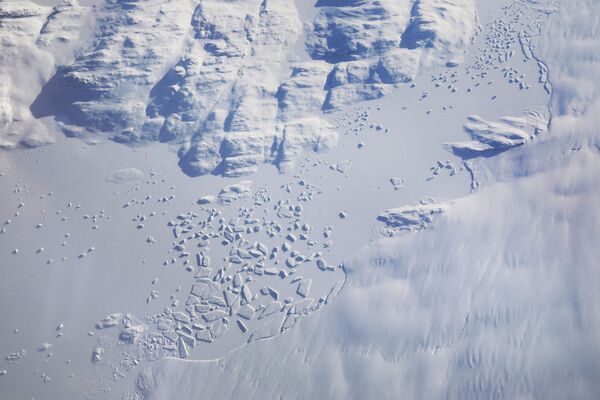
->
<box><xmin>1</xmin><ymin>0</ymin><xmax>599</xmax><ymax>399</ymax></box>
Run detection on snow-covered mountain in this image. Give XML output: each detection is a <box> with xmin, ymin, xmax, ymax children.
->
<box><xmin>3</xmin><ymin>0</ymin><xmax>476</xmax><ymax>175</ymax></box>
<box><xmin>0</xmin><ymin>0</ymin><xmax>598</xmax><ymax>399</ymax></box>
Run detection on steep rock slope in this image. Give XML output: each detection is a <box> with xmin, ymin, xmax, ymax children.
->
<box><xmin>167</xmin><ymin>0</ymin><xmax>336</xmax><ymax>176</ymax></box>
<box><xmin>17</xmin><ymin>0</ymin><xmax>477</xmax><ymax>177</ymax></box>
<box><xmin>309</xmin><ymin>0</ymin><xmax>476</xmax><ymax>109</ymax></box>
<box><xmin>32</xmin><ymin>0</ymin><xmax>195</xmax><ymax>137</ymax></box>
<box><xmin>0</xmin><ymin>0</ymin><xmax>89</xmax><ymax>148</ymax></box>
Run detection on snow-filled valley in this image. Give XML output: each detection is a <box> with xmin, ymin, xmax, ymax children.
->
<box><xmin>0</xmin><ymin>0</ymin><xmax>599</xmax><ymax>399</ymax></box>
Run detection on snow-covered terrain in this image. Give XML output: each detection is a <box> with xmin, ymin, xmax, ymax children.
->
<box><xmin>1</xmin><ymin>0</ymin><xmax>599</xmax><ymax>399</ymax></box>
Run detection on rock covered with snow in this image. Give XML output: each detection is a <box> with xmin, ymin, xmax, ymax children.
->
<box><xmin>0</xmin><ymin>0</ymin><xmax>49</xmax><ymax>148</ymax></box>
<box><xmin>377</xmin><ymin>198</ymin><xmax>451</xmax><ymax>236</ymax></box>
<box><xmin>36</xmin><ymin>0</ymin><xmax>90</xmax><ymax>63</ymax></box>
<box><xmin>445</xmin><ymin>111</ymin><xmax>549</xmax><ymax>159</ymax></box>
<box><xmin>0</xmin><ymin>0</ymin><xmax>92</xmax><ymax>148</ymax></box>
<box><xmin>0</xmin><ymin>1</ymin><xmax>47</xmax><ymax>19</ymax></box>
<box><xmin>308</xmin><ymin>0</ymin><xmax>413</xmax><ymax>63</ymax></box>
<box><xmin>172</xmin><ymin>0</ymin><xmax>337</xmax><ymax>177</ymax></box>
<box><xmin>26</xmin><ymin>0</ymin><xmax>338</xmax><ymax>177</ymax></box>
<box><xmin>218</xmin><ymin>180</ymin><xmax>253</xmax><ymax>204</ymax></box>
<box><xmin>34</xmin><ymin>0</ymin><xmax>195</xmax><ymax>138</ymax></box>
<box><xmin>309</xmin><ymin>0</ymin><xmax>476</xmax><ymax>109</ymax></box>
<box><xmin>2</xmin><ymin>0</ymin><xmax>476</xmax><ymax>174</ymax></box>
<box><xmin>400</xmin><ymin>0</ymin><xmax>476</xmax><ymax>66</ymax></box>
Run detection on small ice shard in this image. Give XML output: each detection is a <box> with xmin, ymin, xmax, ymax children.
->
<box><xmin>390</xmin><ymin>177</ymin><xmax>405</xmax><ymax>190</ymax></box>
<box><xmin>247</xmin><ymin>315</ymin><xmax>285</xmax><ymax>343</ymax></box>
<box><xmin>98</xmin><ymin>313</ymin><xmax>123</xmax><ymax>329</ymax></box>
<box><xmin>172</xmin><ymin>311</ymin><xmax>191</xmax><ymax>324</ymax></box>
<box><xmin>92</xmin><ymin>347</ymin><xmax>104</xmax><ymax>362</ymax></box>
<box><xmin>258</xmin><ymin>301</ymin><xmax>282</xmax><ymax>319</ymax></box>
<box><xmin>202</xmin><ymin>310</ymin><xmax>227</xmax><ymax>323</ymax></box>
<box><xmin>256</xmin><ymin>242</ymin><xmax>269</xmax><ymax>255</ymax></box>
<box><xmin>179</xmin><ymin>332</ymin><xmax>196</xmax><ymax>349</ymax></box>
<box><xmin>237</xmin><ymin>248</ymin><xmax>253</xmax><ymax>259</ymax></box>
<box><xmin>293</xmin><ymin>298</ymin><xmax>314</xmax><ymax>314</ymax></box>
<box><xmin>264</xmin><ymin>267</ymin><xmax>278</xmax><ymax>275</ymax></box>
<box><xmin>233</xmin><ymin>273</ymin><xmax>243</xmax><ymax>288</ymax></box>
<box><xmin>177</xmin><ymin>337</ymin><xmax>189</xmax><ymax>359</ymax></box>
<box><xmin>37</xmin><ymin>343</ymin><xmax>53</xmax><ymax>352</ymax></box>
<box><xmin>237</xmin><ymin>304</ymin><xmax>256</xmax><ymax>320</ymax></box>
<box><xmin>195</xmin><ymin>267</ymin><xmax>211</xmax><ymax>279</ymax></box>
<box><xmin>209</xmin><ymin>320</ymin><xmax>227</xmax><ymax>339</ymax></box>
<box><xmin>237</xmin><ymin>320</ymin><xmax>248</xmax><ymax>333</ymax></box>
<box><xmin>296</xmin><ymin>279</ymin><xmax>311</xmax><ymax>298</ymax></box>
<box><xmin>316</xmin><ymin>258</ymin><xmax>327</xmax><ymax>271</ymax></box>
<box><xmin>119</xmin><ymin>325</ymin><xmax>146</xmax><ymax>344</ymax></box>
<box><xmin>191</xmin><ymin>279</ymin><xmax>220</xmax><ymax>300</ymax></box>
<box><xmin>195</xmin><ymin>330</ymin><xmax>213</xmax><ymax>343</ymax></box>
<box><xmin>197</xmin><ymin>195</ymin><xmax>216</xmax><ymax>205</ymax></box>
<box><xmin>267</xmin><ymin>287</ymin><xmax>279</xmax><ymax>300</ymax></box>
<box><xmin>286</xmin><ymin>257</ymin><xmax>297</xmax><ymax>268</ymax></box>
<box><xmin>241</xmin><ymin>285</ymin><xmax>252</xmax><ymax>304</ymax></box>
<box><xmin>224</xmin><ymin>291</ymin><xmax>238</xmax><ymax>307</ymax></box>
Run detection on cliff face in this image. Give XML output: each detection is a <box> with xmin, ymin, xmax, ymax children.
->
<box><xmin>2</xmin><ymin>0</ymin><xmax>475</xmax><ymax>176</ymax></box>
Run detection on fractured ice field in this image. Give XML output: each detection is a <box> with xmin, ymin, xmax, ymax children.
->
<box><xmin>2</xmin><ymin>0</ymin><xmax>599</xmax><ymax>399</ymax></box>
